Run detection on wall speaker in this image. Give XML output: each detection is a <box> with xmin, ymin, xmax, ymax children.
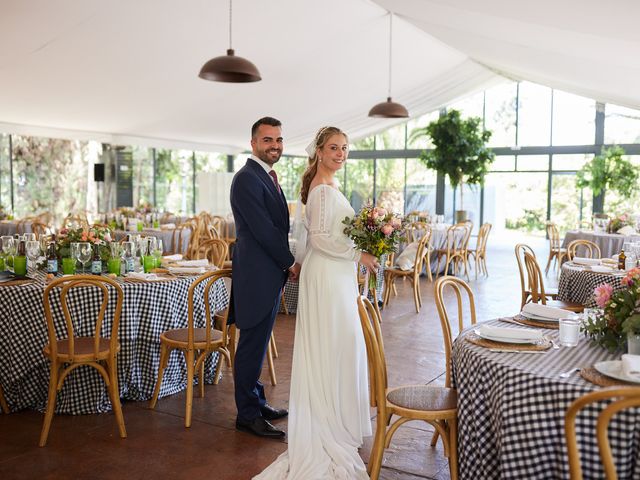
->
<box><xmin>94</xmin><ymin>163</ymin><xmax>105</xmax><ymax>182</ymax></box>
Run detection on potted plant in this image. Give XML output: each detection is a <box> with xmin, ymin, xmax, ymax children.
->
<box><xmin>576</xmin><ymin>145</ymin><xmax>640</xmax><ymax>214</ymax></box>
<box><xmin>410</xmin><ymin>109</ymin><xmax>494</xmax><ymax>222</ymax></box>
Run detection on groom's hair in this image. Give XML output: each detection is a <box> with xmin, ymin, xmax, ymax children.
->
<box><xmin>251</xmin><ymin>117</ymin><xmax>282</xmax><ymax>138</ymax></box>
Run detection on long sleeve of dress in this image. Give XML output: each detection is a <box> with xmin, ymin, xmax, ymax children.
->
<box><xmin>307</xmin><ymin>186</ymin><xmax>361</xmax><ymax>263</ymax></box>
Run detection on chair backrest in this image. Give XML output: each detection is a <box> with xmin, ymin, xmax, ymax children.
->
<box><xmin>171</xmin><ymin>223</ymin><xmax>193</xmax><ymax>256</ymax></box>
<box><xmin>565</xmin><ymin>387</ymin><xmax>640</xmax><ymax>480</ymax></box>
<box><xmin>32</xmin><ymin>221</ymin><xmax>49</xmax><ymax>238</ymax></box>
<box><xmin>357</xmin><ymin>295</ymin><xmax>388</xmax><ymax>411</ymax></box>
<box><xmin>457</xmin><ymin>221</ymin><xmax>473</xmax><ymax>250</ymax></box>
<box><xmin>63</xmin><ymin>214</ymin><xmax>89</xmax><ymax>230</ymax></box>
<box><xmin>434</xmin><ymin>276</ymin><xmax>477</xmax><ymax>387</ymax></box>
<box><xmin>43</xmin><ymin>275</ymin><xmax>124</xmax><ymax>360</ymax></box>
<box><xmin>444</xmin><ymin>224</ymin><xmax>467</xmax><ymax>257</ymax></box>
<box><xmin>187</xmin><ymin>269</ymin><xmax>232</xmax><ymax>350</ymax></box>
<box><xmin>407</xmin><ymin>222</ymin><xmax>430</xmax><ymax>243</ymax></box>
<box><xmin>476</xmin><ymin>223</ymin><xmax>492</xmax><ymax>254</ymax></box>
<box><xmin>412</xmin><ymin>227</ymin><xmax>432</xmax><ymax>275</ymax></box>
<box><xmin>567</xmin><ymin>239</ymin><xmax>601</xmax><ymax>260</ymax></box>
<box><xmin>546</xmin><ymin>222</ymin><xmax>561</xmax><ymax>250</ymax></box>
<box><xmin>195</xmin><ymin>238</ymin><xmax>229</xmax><ymax>268</ymax></box>
<box><xmin>523</xmin><ymin>251</ymin><xmax>547</xmax><ymax>303</ymax></box>
<box><xmin>515</xmin><ymin>243</ymin><xmax>536</xmax><ymax>302</ymax></box>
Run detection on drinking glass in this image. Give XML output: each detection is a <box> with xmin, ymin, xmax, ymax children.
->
<box><xmin>153</xmin><ymin>239</ymin><xmax>163</xmax><ymax>267</ymax></box>
<box><xmin>77</xmin><ymin>242</ymin><xmax>92</xmax><ymax>274</ymax></box>
<box><xmin>1</xmin><ymin>236</ymin><xmax>14</xmax><ymax>271</ymax></box>
<box><xmin>25</xmin><ymin>240</ymin><xmax>40</xmax><ymax>274</ymax></box>
<box><xmin>559</xmin><ymin>317</ymin><xmax>581</xmax><ymax>347</ymax></box>
<box><xmin>23</xmin><ymin>233</ymin><xmax>36</xmax><ymax>242</ymax></box>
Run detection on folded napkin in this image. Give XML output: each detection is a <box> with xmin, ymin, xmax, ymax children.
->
<box><xmin>126</xmin><ymin>272</ymin><xmax>162</xmax><ymax>281</ymax></box>
<box><xmin>601</xmin><ymin>258</ymin><xmax>617</xmax><ymax>265</ymax></box>
<box><xmin>176</xmin><ymin>259</ymin><xmax>209</xmax><ymax>267</ymax></box>
<box><xmin>522</xmin><ymin>303</ymin><xmax>574</xmax><ymax>320</ymax></box>
<box><xmin>572</xmin><ymin>257</ymin><xmax>601</xmax><ymax>266</ymax></box>
<box><xmin>621</xmin><ymin>354</ymin><xmax>640</xmax><ymax>379</ymax></box>
<box><xmin>168</xmin><ymin>266</ymin><xmax>206</xmax><ymax>275</ymax></box>
<box><xmin>161</xmin><ymin>223</ymin><xmax>176</xmax><ymax>230</ymax></box>
<box><xmin>162</xmin><ymin>254</ymin><xmax>183</xmax><ymax>262</ymax></box>
<box><xmin>589</xmin><ymin>265</ymin><xmax>615</xmax><ymax>273</ymax></box>
<box><xmin>617</xmin><ymin>225</ymin><xmax>636</xmax><ymax>236</ymax></box>
<box><xmin>478</xmin><ymin>324</ymin><xmax>542</xmax><ymax>342</ymax></box>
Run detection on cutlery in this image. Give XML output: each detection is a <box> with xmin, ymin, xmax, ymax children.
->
<box><xmin>545</xmin><ymin>335</ymin><xmax>560</xmax><ymax>349</ymax></box>
<box><xmin>489</xmin><ymin>349</ymin><xmax>547</xmax><ymax>354</ymax></box>
<box><xmin>558</xmin><ymin>367</ymin><xmax>581</xmax><ymax>378</ymax></box>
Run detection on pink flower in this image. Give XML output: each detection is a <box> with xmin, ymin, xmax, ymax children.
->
<box><xmin>622</xmin><ymin>267</ymin><xmax>640</xmax><ymax>287</ymax></box>
<box><xmin>81</xmin><ymin>233</ymin><xmax>88</xmax><ymax>241</ymax></box>
<box><xmin>594</xmin><ymin>283</ymin><xmax>614</xmax><ymax>308</ymax></box>
<box><xmin>391</xmin><ymin>217</ymin><xmax>402</xmax><ymax>229</ymax></box>
<box><xmin>381</xmin><ymin>224</ymin><xmax>394</xmax><ymax>236</ymax></box>
<box><xmin>104</xmin><ymin>233</ymin><xmax>112</xmax><ymax>242</ymax></box>
<box><xmin>620</xmin><ymin>214</ymin><xmax>627</xmax><ymax>221</ymax></box>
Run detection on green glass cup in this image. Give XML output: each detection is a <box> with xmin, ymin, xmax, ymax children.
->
<box><xmin>107</xmin><ymin>258</ymin><xmax>121</xmax><ymax>275</ymax></box>
<box><xmin>61</xmin><ymin>257</ymin><xmax>76</xmax><ymax>275</ymax></box>
<box><xmin>137</xmin><ymin>221</ymin><xmax>143</xmax><ymax>232</ymax></box>
<box><xmin>13</xmin><ymin>255</ymin><xmax>27</xmax><ymax>276</ymax></box>
<box><xmin>0</xmin><ymin>256</ymin><xmax>4</xmax><ymax>271</ymax></box>
<box><xmin>143</xmin><ymin>255</ymin><xmax>155</xmax><ymax>273</ymax></box>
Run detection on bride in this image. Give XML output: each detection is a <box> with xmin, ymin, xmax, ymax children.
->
<box><xmin>254</xmin><ymin>126</ymin><xmax>379</xmax><ymax>479</ymax></box>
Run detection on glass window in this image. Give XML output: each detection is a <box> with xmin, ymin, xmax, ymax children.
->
<box><xmin>489</xmin><ymin>155</ymin><xmax>515</xmax><ymax>172</ymax></box>
<box><xmin>376</xmin><ymin>158</ymin><xmax>405</xmax><ymax>214</ymax></box>
<box><xmin>550</xmin><ymin>173</ymin><xmax>592</xmax><ymax>234</ymax></box>
<box><xmin>603</xmin><ymin>155</ymin><xmax>640</xmax><ymax>215</ymax></box>
<box><xmin>517</xmin><ymin>81</ymin><xmax>552</xmax><ymax>146</ymax></box>
<box><xmin>485</xmin><ymin>172</ymin><xmax>548</xmax><ymax>236</ymax></box>
<box><xmin>484</xmin><ymin>82</ymin><xmax>517</xmax><ymax>147</ymax></box>
<box><xmin>552</xmin><ymin>90</ymin><xmax>595</xmax><ymax>145</ymax></box>
<box><xmin>155</xmin><ymin>149</ymin><xmax>195</xmax><ymax>215</ymax></box>
<box><xmin>274</xmin><ymin>156</ymin><xmax>307</xmax><ymax>201</ymax></box>
<box><xmin>604</xmin><ymin>103</ymin><xmax>640</xmax><ymax>144</ymax></box>
<box><xmin>405</xmin><ymin>159</ymin><xmax>436</xmax><ymax>217</ymax></box>
<box><xmin>132</xmin><ymin>146</ymin><xmax>154</xmax><ymax>208</ymax></box>
<box><xmin>0</xmin><ymin>134</ymin><xmax>11</xmax><ymax>215</ymax></box>
<box><xmin>344</xmin><ymin>158</ymin><xmax>374</xmax><ymax>211</ymax></box>
<box><xmin>552</xmin><ymin>153</ymin><xmax>593</xmax><ymax>172</ymax></box>
<box><xmin>350</xmin><ymin>135</ymin><xmax>375</xmax><ymax>151</ymax></box>
<box><xmin>516</xmin><ymin>155</ymin><xmax>549</xmax><ymax>171</ymax></box>
<box><xmin>448</xmin><ymin>91</ymin><xmax>485</xmax><ymax>120</ymax></box>
<box><xmin>375</xmin><ymin>124</ymin><xmax>406</xmax><ymax>150</ymax></box>
<box><xmin>407</xmin><ymin>110</ymin><xmax>439</xmax><ymax>149</ymax></box>
<box><xmin>445</xmin><ymin>181</ymin><xmax>481</xmax><ymax>233</ymax></box>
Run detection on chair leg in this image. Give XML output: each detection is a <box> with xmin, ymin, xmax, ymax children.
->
<box><xmin>280</xmin><ymin>289</ymin><xmax>289</xmax><ymax>315</ymax></box>
<box><xmin>185</xmin><ymin>349</ymin><xmax>195</xmax><ymax>428</ymax></box>
<box><xmin>431</xmin><ymin>429</ymin><xmax>440</xmax><ymax>447</ymax></box>
<box><xmin>198</xmin><ymin>351</ymin><xmax>205</xmax><ymax>398</ymax></box>
<box><xmin>425</xmin><ymin>256</ymin><xmax>433</xmax><ymax>282</ymax></box>
<box><xmin>214</xmin><ymin>348</ymin><xmax>227</xmax><ymax>385</ymax></box>
<box><xmin>270</xmin><ymin>332</ymin><xmax>278</xmax><ymax>359</ymax></box>
<box><xmin>544</xmin><ymin>252</ymin><xmax>554</xmax><ymax>275</ymax></box>
<box><xmin>412</xmin><ymin>276</ymin><xmax>420</xmax><ymax>313</ymax></box>
<box><xmin>267</xmin><ymin>342</ymin><xmax>277</xmax><ymax>386</ymax></box>
<box><xmin>106</xmin><ymin>356</ymin><xmax>127</xmax><ymax>438</ymax></box>
<box><xmin>0</xmin><ymin>384</ymin><xmax>9</xmax><ymax>414</ymax></box>
<box><xmin>39</xmin><ymin>361</ymin><xmax>59</xmax><ymax>447</ymax></box>
<box><xmin>149</xmin><ymin>342</ymin><xmax>170</xmax><ymax>409</ymax></box>
<box><xmin>228</xmin><ymin>325</ymin><xmax>237</xmax><ymax>369</ymax></box>
<box><xmin>368</xmin><ymin>416</ymin><xmax>387</xmax><ymax>479</ymax></box>
<box><xmin>448</xmin><ymin>418</ymin><xmax>459</xmax><ymax>480</ymax></box>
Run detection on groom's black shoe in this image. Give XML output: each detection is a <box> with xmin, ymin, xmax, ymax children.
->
<box><xmin>236</xmin><ymin>417</ymin><xmax>285</xmax><ymax>438</ymax></box>
<box><xmin>260</xmin><ymin>403</ymin><xmax>288</xmax><ymax>421</ymax></box>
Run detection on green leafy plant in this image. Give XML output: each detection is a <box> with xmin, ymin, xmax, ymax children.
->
<box><xmin>410</xmin><ymin>109</ymin><xmax>495</xmax><ymax>210</ymax></box>
<box><xmin>576</xmin><ymin>146</ymin><xmax>640</xmax><ymax>209</ymax></box>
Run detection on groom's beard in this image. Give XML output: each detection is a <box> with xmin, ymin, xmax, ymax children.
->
<box><xmin>256</xmin><ymin>147</ymin><xmax>282</xmax><ymax>166</ymax></box>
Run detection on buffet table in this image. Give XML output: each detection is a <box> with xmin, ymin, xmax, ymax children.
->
<box><xmin>453</xmin><ymin>318</ymin><xmax>640</xmax><ymax>479</ymax></box>
<box><xmin>0</xmin><ymin>272</ymin><xmax>228</xmax><ymax>414</ymax></box>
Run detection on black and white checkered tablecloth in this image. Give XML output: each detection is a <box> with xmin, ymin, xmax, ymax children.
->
<box><xmin>453</xmin><ymin>318</ymin><xmax>640</xmax><ymax>479</ymax></box>
<box><xmin>557</xmin><ymin>262</ymin><xmax>626</xmax><ymax>308</ymax></box>
<box><xmin>0</xmin><ymin>272</ymin><xmax>228</xmax><ymax>414</ymax></box>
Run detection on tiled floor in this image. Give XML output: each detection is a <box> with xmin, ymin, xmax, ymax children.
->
<box><xmin>0</xmin><ymin>232</ymin><xmax>555</xmax><ymax>479</ymax></box>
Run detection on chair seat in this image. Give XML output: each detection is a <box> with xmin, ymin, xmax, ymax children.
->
<box><xmin>543</xmin><ymin>299</ymin><xmax>584</xmax><ymax>313</ymax></box>
<box><xmin>385</xmin><ymin>268</ymin><xmax>413</xmax><ymax>277</ymax></box>
<box><xmin>223</xmin><ymin>260</ymin><xmax>232</xmax><ymax>269</ymax></box>
<box><xmin>387</xmin><ymin>385</ymin><xmax>457</xmax><ymax>412</ymax></box>
<box><xmin>161</xmin><ymin>328</ymin><xmax>223</xmax><ymax>348</ymax></box>
<box><xmin>43</xmin><ymin>337</ymin><xmax>118</xmax><ymax>361</ymax></box>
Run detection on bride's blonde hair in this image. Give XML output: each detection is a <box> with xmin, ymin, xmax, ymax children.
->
<box><xmin>300</xmin><ymin>126</ymin><xmax>348</xmax><ymax>205</ymax></box>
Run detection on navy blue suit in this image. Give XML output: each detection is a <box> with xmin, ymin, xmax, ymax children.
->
<box><xmin>229</xmin><ymin>158</ymin><xmax>294</xmax><ymax>421</ymax></box>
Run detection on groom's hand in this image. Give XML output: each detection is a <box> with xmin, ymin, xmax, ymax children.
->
<box><xmin>288</xmin><ymin>263</ymin><xmax>301</xmax><ymax>282</ymax></box>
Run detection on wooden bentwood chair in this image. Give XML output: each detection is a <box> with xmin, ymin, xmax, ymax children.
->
<box><xmin>515</xmin><ymin>243</ymin><xmax>558</xmax><ymax>309</ymax></box>
<box><xmin>467</xmin><ymin>223</ymin><xmax>492</xmax><ymax>278</ymax></box>
<box><xmin>545</xmin><ymin>222</ymin><xmax>567</xmax><ymax>275</ymax></box>
<box><xmin>40</xmin><ymin>275</ymin><xmax>126</xmax><ymax>446</ymax></box>
<box><xmin>149</xmin><ymin>269</ymin><xmax>232</xmax><ymax>428</ymax></box>
<box><xmin>0</xmin><ymin>383</ymin><xmax>9</xmax><ymax>413</ymax></box>
<box><xmin>566</xmin><ymin>239</ymin><xmax>601</xmax><ymax>261</ymax></box>
<box><xmin>523</xmin><ymin>251</ymin><xmax>583</xmax><ymax>313</ymax></box>
<box><xmin>565</xmin><ymin>387</ymin><xmax>640</xmax><ymax>479</ymax></box>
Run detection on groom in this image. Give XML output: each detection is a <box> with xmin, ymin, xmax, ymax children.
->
<box><xmin>229</xmin><ymin>116</ymin><xmax>300</xmax><ymax>438</ymax></box>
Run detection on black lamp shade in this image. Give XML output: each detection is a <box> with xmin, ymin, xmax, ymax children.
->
<box><xmin>94</xmin><ymin>163</ymin><xmax>105</xmax><ymax>182</ymax></box>
<box><xmin>368</xmin><ymin>97</ymin><xmax>409</xmax><ymax>118</ymax></box>
<box><xmin>198</xmin><ymin>49</ymin><xmax>261</xmax><ymax>83</ymax></box>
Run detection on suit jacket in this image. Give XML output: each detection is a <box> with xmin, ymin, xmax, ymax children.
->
<box><xmin>228</xmin><ymin>158</ymin><xmax>294</xmax><ymax>329</ymax></box>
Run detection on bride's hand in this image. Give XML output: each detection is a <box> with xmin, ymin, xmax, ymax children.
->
<box><xmin>360</xmin><ymin>252</ymin><xmax>380</xmax><ymax>272</ymax></box>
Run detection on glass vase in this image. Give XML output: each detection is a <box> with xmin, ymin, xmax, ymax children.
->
<box><xmin>628</xmin><ymin>332</ymin><xmax>640</xmax><ymax>355</ymax></box>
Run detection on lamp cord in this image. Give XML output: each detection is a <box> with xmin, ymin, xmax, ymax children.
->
<box><xmin>229</xmin><ymin>0</ymin><xmax>233</xmax><ymax>49</ymax></box>
<box><xmin>388</xmin><ymin>12</ymin><xmax>393</xmax><ymax>99</ymax></box>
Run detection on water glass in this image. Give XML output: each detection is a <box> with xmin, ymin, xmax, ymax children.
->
<box><xmin>77</xmin><ymin>242</ymin><xmax>92</xmax><ymax>273</ymax></box>
<box><xmin>559</xmin><ymin>317</ymin><xmax>581</xmax><ymax>347</ymax></box>
<box><xmin>25</xmin><ymin>240</ymin><xmax>40</xmax><ymax>273</ymax></box>
<box><xmin>107</xmin><ymin>258</ymin><xmax>121</xmax><ymax>275</ymax></box>
<box><xmin>61</xmin><ymin>257</ymin><xmax>76</xmax><ymax>275</ymax></box>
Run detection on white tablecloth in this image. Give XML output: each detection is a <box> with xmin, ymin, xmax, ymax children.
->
<box><xmin>562</xmin><ymin>230</ymin><xmax>640</xmax><ymax>259</ymax></box>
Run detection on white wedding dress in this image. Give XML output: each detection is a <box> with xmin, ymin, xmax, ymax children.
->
<box><xmin>254</xmin><ymin>184</ymin><xmax>371</xmax><ymax>480</ymax></box>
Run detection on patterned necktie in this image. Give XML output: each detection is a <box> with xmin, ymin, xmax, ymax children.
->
<box><xmin>268</xmin><ymin>170</ymin><xmax>281</xmax><ymax>194</ymax></box>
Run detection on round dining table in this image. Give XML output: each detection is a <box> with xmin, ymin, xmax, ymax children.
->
<box><xmin>453</xmin><ymin>318</ymin><xmax>640</xmax><ymax>479</ymax></box>
<box><xmin>0</xmin><ymin>271</ymin><xmax>228</xmax><ymax>414</ymax></box>
<box><xmin>562</xmin><ymin>230</ymin><xmax>640</xmax><ymax>259</ymax></box>
<box><xmin>557</xmin><ymin>262</ymin><xmax>627</xmax><ymax>308</ymax></box>
<box><xmin>0</xmin><ymin>220</ymin><xmax>32</xmax><ymax>236</ymax></box>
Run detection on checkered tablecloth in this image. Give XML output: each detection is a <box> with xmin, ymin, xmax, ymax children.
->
<box><xmin>557</xmin><ymin>262</ymin><xmax>626</xmax><ymax>307</ymax></box>
<box><xmin>0</xmin><ymin>272</ymin><xmax>228</xmax><ymax>414</ymax></box>
<box><xmin>453</xmin><ymin>318</ymin><xmax>640</xmax><ymax>479</ymax></box>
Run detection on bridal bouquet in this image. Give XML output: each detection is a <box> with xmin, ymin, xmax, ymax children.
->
<box><xmin>583</xmin><ymin>267</ymin><xmax>640</xmax><ymax>351</ymax></box>
<box><xmin>342</xmin><ymin>205</ymin><xmax>408</xmax><ymax>290</ymax></box>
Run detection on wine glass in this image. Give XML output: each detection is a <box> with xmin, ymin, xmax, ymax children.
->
<box><xmin>152</xmin><ymin>239</ymin><xmax>163</xmax><ymax>267</ymax></box>
<box><xmin>1</xmin><ymin>236</ymin><xmax>15</xmax><ymax>272</ymax></box>
<box><xmin>23</xmin><ymin>233</ymin><xmax>36</xmax><ymax>242</ymax></box>
<box><xmin>25</xmin><ymin>240</ymin><xmax>40</xmax><ymax>274</ymax></box>
<box><xmin>77</xmin><ymin>242</ymin><xmax>92</xmax><ymax>274</ymax></box>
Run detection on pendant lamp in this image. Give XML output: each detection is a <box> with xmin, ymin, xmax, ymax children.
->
<box><xmin>198</xmin><ymin>0</ymin><xmax>261</xmax><ymax>83</ymax></box>
<box><xmin>368</xmin><ymin>13</ymin><xmax>408</xmax><ymax>118</ymax></box>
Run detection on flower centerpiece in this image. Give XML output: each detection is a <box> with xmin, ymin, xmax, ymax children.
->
<box><xmin>342</xmin><ymin>205</ymin><xmax>408</xmax><ymax>290</ymax></box>
<box><xmin>607</xmin><ymin>213</ymin><xmax>632</xmax><ymax>234</ymax></box>
<box><xmin>583</xmin><ymin>267</ymin><xmax>640</xmax><ymax>351</ymax></box>
<box><xmin>57</xmin><ymin>225</ymin><xmax>113</xmax><ymax>262</ymax></box>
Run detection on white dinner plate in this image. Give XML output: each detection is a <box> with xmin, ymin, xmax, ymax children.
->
<box><xmin>474</xmin><ymin>329</ymin><xmax>539</xmax><ymax>345</ymax></box>
<box><xmin>594</xmin><ymin>360</ymin><xmax>640</xmax><ymax>384</ymax></box>
<box><xmin>519</xmin><ymin>311</ymin><xmax>560</xmax><ymax>323</ymax></box>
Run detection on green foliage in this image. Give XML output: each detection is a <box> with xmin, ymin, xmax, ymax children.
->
<box><xmin>410</xmin><ymin>109</ymin><xmax>495</xmax><ymax>192</ymax></box>
<box><xmin>622</xmin><ymin>314</ymin><xmax>640</xmax><ymax>336</ymax></box>
<box><xmin>576</xmin><ymin>146</ymin><xmax>639</xmax><ymax>200</ymax></box>
<box><xmin>504</xmin><ymin>208</ymin><xmax>546</xmax><ymax>232</ymax></box>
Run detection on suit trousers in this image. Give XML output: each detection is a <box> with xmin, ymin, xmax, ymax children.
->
<box><xmin>234</xmin><ymin>291</ymin><xmax>281</xmax><ymax>421</ymax></box>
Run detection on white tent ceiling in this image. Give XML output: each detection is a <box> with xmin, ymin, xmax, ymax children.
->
<box><xmin>0</xmin><ymin>0</ymin><xmax>635</xmax><ymax>155</ymax></box>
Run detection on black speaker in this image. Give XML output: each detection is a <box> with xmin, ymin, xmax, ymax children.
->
<box><xmin>94</xmin><ymin>163</ymin><xmax>105</xmax><ymax>182</ymax></box>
